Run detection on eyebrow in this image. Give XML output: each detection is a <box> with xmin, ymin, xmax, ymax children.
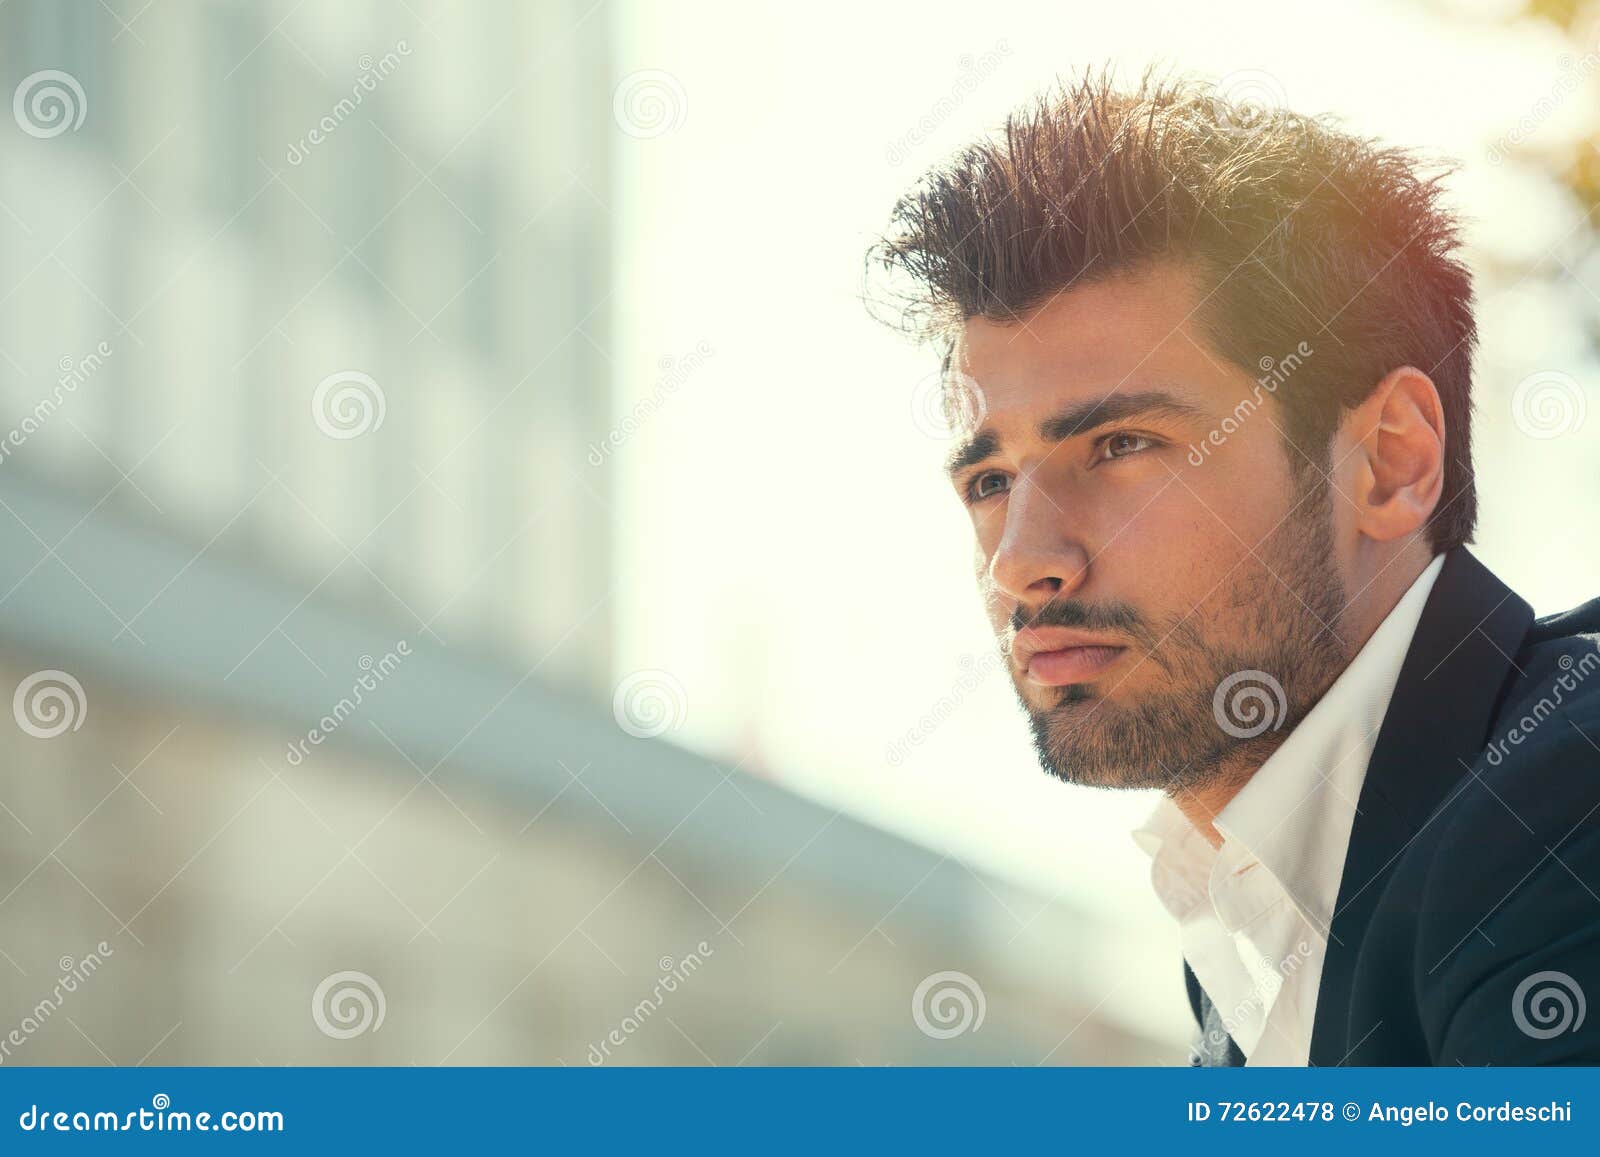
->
<box><xmin>944</xmin><ymin>389</ymin><xmax>1211</xmax><ymax>478</ymax></box>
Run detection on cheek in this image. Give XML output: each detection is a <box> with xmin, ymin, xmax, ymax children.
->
<box><xmin>970</xmin><ymin>538</ymin><xmax>1011</xmax><ymax>633</ymax></box>
<box><xmin>968</xmin><ymin>505</ymin><xmax>1005</xmax><ymax>577</ymax></box>
<box><xmin>972</xmin><ymin>543</ymin><xmax>997</xmax><ymax>598</ymax></box>
<box><xmin>1174</xmin><ymin>434</ymin><xmax>1300</xmax><ymax>545</ymax></box>
<box><xmin>1090</xmin><ymin>473</ymin><xmax>1254</xmax><ymax>594</ymax></box>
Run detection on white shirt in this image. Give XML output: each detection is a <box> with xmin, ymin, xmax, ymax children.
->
<box><xmin>1133</xmin><ymin>554</ymin><xmax>1444</xmax><ymax>1065</ymax></box>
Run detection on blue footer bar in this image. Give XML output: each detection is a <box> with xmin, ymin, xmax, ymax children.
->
<box><xmin>1</xmin><ymin>1067</ymin><xmax>1596</xmax><ymax>1152</ymax></box>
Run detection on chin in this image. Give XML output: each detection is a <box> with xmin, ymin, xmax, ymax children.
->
<box><xmin>1027</xmin><ymin>705</ymin><xmax>1146</xmax><ymax>789</ymax></box>
<box><xmin>1023</xmin><ymin>692</ymin><xmax>1221</xmax><ymax>793</ymax></box>
<box><xmin>1036</xmin><ymin>751</ymin><xmax>1160</xmax><ymax>791</ymax></box>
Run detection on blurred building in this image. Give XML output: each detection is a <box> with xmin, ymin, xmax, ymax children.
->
<box><xmin>0</xmin><ymin>0</ymin><xmax>1169</xmax><ymax>1065</ymax></box>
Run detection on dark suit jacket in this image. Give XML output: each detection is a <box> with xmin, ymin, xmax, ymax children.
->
<box><xmin>1185</xmin><ymin>547</ymin><xmax>1600</xmax><ymax>1065</ymax></box>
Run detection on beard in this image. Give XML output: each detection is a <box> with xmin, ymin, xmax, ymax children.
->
<box><xmin>1014</xmin><ymin>482</ymin><xmax>1349</xmax><ymax>794</ymax></box>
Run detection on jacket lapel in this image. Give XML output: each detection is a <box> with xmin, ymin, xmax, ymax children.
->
<box><xmin>1307</xmin><ymin>547</ymin><xmax>1533</xmax><ymax>1065</ymax></box>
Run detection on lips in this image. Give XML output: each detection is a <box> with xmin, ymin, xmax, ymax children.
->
<box><xmin>1026</xmin><ymin>644</ymin><xmax>1125</xmax><ymax>686</ymax></box>
<box><xmin>1012</xmin><ymin>626</ymin><xmax>1128</xmax><ymax>687</ymax></box>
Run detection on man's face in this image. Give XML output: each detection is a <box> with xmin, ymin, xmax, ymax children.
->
<box><xmin>947</xmin><ymin>262</ymin><xmax>1350</xmax><ymax>792</ymax></box>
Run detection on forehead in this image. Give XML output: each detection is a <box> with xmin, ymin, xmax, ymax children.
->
<box><xmin>952</xmin><ymin>262</ymin><xmax>1232</xmax><ymax>417</ymax></box>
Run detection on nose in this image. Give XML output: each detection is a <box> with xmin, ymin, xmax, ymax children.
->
<box><xmin>987</xmin><ymin>478</ymin><xmax>1090</xmax><ymax>618</ymax></box>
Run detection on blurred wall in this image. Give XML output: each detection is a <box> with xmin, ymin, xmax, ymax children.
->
<box><xmin>0</xmin><ymin>0</ymin><xmax>614</xmax><ymax>697</ymax></box>
<box><xmin>0</xmin><ymin>0</ymin><xmax>1170</xmax><ymax>1065</ymax></box>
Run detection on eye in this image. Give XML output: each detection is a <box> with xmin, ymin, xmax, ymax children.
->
<box><xmin>966</xmin><ymin>470</ymin><xmax>1010</xmax><ymax>502</ymax></box>
<box><xmin>1098</xmin><ymin>431</ymin><xmax>1157</xmax><ymax>461</ymax></box>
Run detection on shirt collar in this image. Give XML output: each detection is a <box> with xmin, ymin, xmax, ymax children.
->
<box><xmin>1133</xmin><ymin>553</ymin><xmax>1445</xmax><ymax>936</ymax></box>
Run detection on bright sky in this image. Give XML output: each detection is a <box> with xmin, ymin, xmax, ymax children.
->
<box><xmin>608</xmin><ymin>0</ymin><xmax>1600</xmax><ymax>1036</ymax></box>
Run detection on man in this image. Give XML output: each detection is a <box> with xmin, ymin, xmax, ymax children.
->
<box><xmin>869</xmin><ymin>73</ymin><xmax>1600</xmax><ymax>1065</ymax></box>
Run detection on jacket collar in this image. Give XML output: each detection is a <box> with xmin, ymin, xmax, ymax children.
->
<box><xmin>1307</xmin><ymin>546</ymin><xmax>1533</xmax><ymax>1065</ymax></box>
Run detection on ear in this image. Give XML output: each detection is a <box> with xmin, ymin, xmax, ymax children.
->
<box><xmin>1338</xmin><ymin>366</ymin><xmax>1446</xmax><ymax>544</ymax></box>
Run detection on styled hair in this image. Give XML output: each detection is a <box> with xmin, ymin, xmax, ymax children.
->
<box><xmin>868</xmin><ymin>69</ymin><xmax>1478</xmax><ymax>552</ymax></box>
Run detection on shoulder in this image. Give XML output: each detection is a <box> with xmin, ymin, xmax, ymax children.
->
<box><xmin>1382</xmin><ymin>592</ymin><xmax>1600</xmax><ymax>903</ymax></box>
<box><xmin>1524</xmin><ymin>592</ymin><xmax>1600</xmax><ymax>652</ymax></box>
<box><xmin>1480</xmin><ymin>606</ymin><xmax>1600</xmax><ymax>794</ymax></box>
<box><xmin>1422</xmin><ymin>600</ymin><xmax>1600</xmax><ymax>905</ymax></box>
<box><xmin>1398</xmin><ymin>596</ymin><xmax>1600</xmax><ymax>1062</ymax></box>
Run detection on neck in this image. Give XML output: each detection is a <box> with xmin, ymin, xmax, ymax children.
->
<box><xmin>1168</xmin><ymin>541</ymin><xmax>1436</xmax><ymax>849</ymax></box>
<box><xmin>1169</xmin><ymin>758</ymin><xmax>1259</xmax><ymax>850</ymax></box>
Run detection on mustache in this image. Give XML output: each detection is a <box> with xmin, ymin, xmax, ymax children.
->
<box><xmin>1010</xmin><ymin>600</ymin><xmax>1147</xmax><ymax>639</ymax></box>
